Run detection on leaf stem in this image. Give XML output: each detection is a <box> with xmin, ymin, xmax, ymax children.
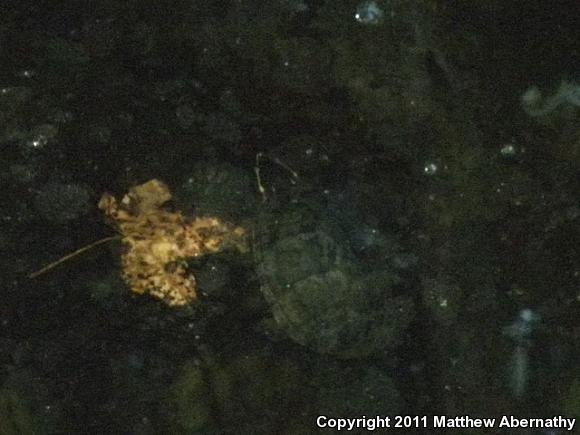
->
<box><xmin>28</xmin><ymin>235</ymin><xmax>120</xmax><ymax>279</ymax></box>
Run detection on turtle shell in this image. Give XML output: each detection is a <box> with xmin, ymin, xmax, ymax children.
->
<box><xmin>254</xmin><ymin>198</ymin><xmax>414</xmax><ymax>358</ymax></box>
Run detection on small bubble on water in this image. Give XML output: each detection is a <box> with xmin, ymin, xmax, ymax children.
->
<box><xmin>18</xmin><ymin>69</ymin><xmax>36</xmax><ymax>79</ymax></box>
<box><xmin>500</xmin><ymin>143</ymin><xmax>517</xmax><ymax>157</ymax></box>
<box><xmin>27</xmin><ymin>134</ymin><xmax>48</xmax><ymax>149</ymax></box>
<box><xmin>423</xmin><ymin>161</ymin><xmax>438</xmax><ymax>175</ymax></box>
<box><xmin>355</xmin><ymin>1</ymin><xmax>383</xmax><ymax>25</ymax></box>
<box><xmin>24</xmin><ymin>124</ymin><xmax>58</xmax><ymax>150</ymax></box>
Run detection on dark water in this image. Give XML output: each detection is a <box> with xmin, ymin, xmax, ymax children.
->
<box><xmin>2</xmin><ymin>1</ymin><xmax>580</xmax><ymax>434</ymax></box>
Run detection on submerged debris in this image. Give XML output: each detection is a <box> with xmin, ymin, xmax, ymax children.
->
<box><xmin>99</xmin><ymin>179</ymin><xmax>247</xmax><ymax>306</ymax></box>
